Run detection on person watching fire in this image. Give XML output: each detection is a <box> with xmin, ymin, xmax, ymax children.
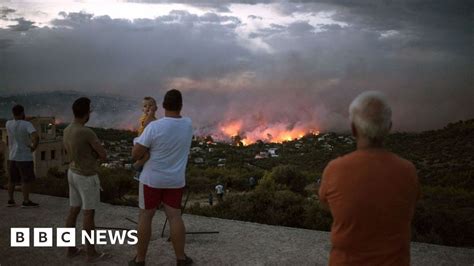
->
<box><xmin>133</xmin><ymin>96</ymin><xmax>158</xmax><ymax>180</ymax></box>
<box><xmin>63</xmin><ymin>97</ymin><xmax>109</xmax><ymax>262</ymax></box>
<box><xmin>130</xmin><ymin>89</ymin><xmax>194</xmax><ymax>266</ymax></box>
<box><xmin>6</xmin><ymin>104</ymin><xmax>40</xmax><ymax>208</ymax></box>
<box><xmin>317</xmin><ymin>91</ymin><xmax>421</xmax><ymax>265</ymax></box>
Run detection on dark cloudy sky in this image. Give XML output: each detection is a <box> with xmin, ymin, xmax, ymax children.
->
<box><xmin>0</xmin><ymin>0</ymin><xmax>472</xmax><ymax>135</ymax></box>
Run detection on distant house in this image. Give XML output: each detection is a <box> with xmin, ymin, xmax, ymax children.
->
<box><xmin>255</xmin><ymin>151</ymin><xmax>269</xmax><ymax>160</ymax></box>
<box><xmin>191</xmin><ymin>147</ymin><xmax>202</xmax><ymax>153</ymax></box>
<box><xmin>322</xmin><ymin>143</ymin><xmax>333</xmax><ymax>151</ymax></box>
<box><xmin>194</xmin><ymin>157</ymin><xmax>204</xmax><ymax>164</ymax></box>
<box><xmin>267</xmin><ymin>148</ymin><xmax>279</xmax><ymax>158</ymax></box>
<box><xmin>0</xmin><ymin>117</ymin><xmax>68</xmax><ymax>178</ymax></box>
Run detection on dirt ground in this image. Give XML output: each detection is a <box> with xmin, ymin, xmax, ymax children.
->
<box><xmin>0</xmin><ymin>190</ymin><xmax>473</xmax><ymax>265</ymax></box>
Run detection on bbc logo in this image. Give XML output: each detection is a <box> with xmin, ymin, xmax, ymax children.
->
<box><xmin>11</xmin><ymin>228</ymin><xmax>76</xmax><ymax>247</ymax></box>
<box><xmin>11</xmin><ymin>227</ymin><xmax>138</xmax><ymax>247</ymax></box>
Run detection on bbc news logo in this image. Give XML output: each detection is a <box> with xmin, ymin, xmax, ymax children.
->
<box><xmin>11</xmin><ymin>228</ymin><xmax>138</xmax><ymax>247</ymax></box>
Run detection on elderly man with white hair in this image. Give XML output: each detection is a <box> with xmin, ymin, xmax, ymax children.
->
<box><xmin>318</xmin><ymin>91</ymin><xmax>420</xmax><ymax>266</ymax></box>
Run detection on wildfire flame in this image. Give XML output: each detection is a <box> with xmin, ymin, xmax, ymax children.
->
<box><xmin>219</xmin><ymin>120</ymin><xmax>243</xmax><ymax>137</ymax></box>
<box><xmin>218</xmin><ymin>120</ymin><xmax>320</xmax><ymax>145</ymax></box>
<box><xmin>120</xmin><ymin>118</ymin><xmax>320</xmax><ymax>145</ymax></box>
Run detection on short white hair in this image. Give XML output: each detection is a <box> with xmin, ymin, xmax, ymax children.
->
<box><xmin>349</xmin><ymin>91</ymin><xmax>392</xmax><ymax>140</ymax></box>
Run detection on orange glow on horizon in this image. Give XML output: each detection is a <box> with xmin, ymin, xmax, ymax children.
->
<box><xmin>218</xmin><ymin>120</ymin><xmax>320</xmax><ymax>145</ymax></box>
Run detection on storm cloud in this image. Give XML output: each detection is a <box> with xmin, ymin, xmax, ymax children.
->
<box><xmin>0</xmin><ymin>0</ymin><xmax>472</xmax><ymax>137</ymax></box>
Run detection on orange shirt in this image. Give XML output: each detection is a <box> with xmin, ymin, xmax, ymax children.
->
<box><xmin>319</xmin><ymin>149</ymin><xmax>420</xmax><ymax>266</ymax></box>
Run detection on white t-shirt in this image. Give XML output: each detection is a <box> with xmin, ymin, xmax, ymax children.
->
<box><xmin>135</xmin><ymin>117</ymin><xmax>193</xmax><ymax>188</ymax></box>
<box><xmin>6</xmin><ymin>119</ymin><xmax>36</xmax><ymax>161</ymax></box>
<box><xmin>215</xmin><ymin>184</ymin><xmax>224</xmax><ymax>194</ymax></box>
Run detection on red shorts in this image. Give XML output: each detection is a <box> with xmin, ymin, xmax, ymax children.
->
<box><xmin>139</xmin><ymin>183</ymin><xmax>183</xmax><ymax>210</ymax></box>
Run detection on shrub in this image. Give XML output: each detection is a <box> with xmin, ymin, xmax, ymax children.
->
<box><xmin>303</xmin><ymin>201</ymin><xmax>332</xmax><ymax>231</ymax></box>
<box><xmin>32</xmin><ymin>172</ymin><xmax>69</xmax><ymax>198</ymax></box>
<box><xmin>98</xmin><ymin>167</ymin><xmax>137</xmax><ymax>202</ymax></box>
<box><xmin>189</xmin><ymin>185</ymin><xmax>308</xmax><ymax>227</ymax></box>
<box><xmin>264</xmin><ymin>165</ymin><xmax>308</xmax><ymax>195</ymax></box>
<box><xmin>187</xmin><ymin>176</ymin><xmax>213</xmax><ymax>193</ymax></box>
<box><xmin>412</xmin><ymin>186</ymin><xmax>474</xmax><ymax>246</ymax></box>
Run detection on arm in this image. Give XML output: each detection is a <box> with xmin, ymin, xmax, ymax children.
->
<box><xmin>133</xmin><ymin>124</ymin><xmax>153</xmax><ymax>161</ymax></box>
<box><xmin>26</xmin><ymin>122</ymin><xmax>39</xmax><ymax>152</ymax></box>
<box><xmin>132</xmin><ymin>143</ymin><xmax>148</xmax><ymax>162</ymax></box>
<box><xmin>29</xmin><ymin>131</ymin><xmax>39</xmax><ymax>152</ymax></box>
<box><xmin>89</xmin><ymin>138</ymin><xmax>107</xmax><ymax>161</ymax></box>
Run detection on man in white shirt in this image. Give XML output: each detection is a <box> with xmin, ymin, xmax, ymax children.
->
<box><xmin>6</xmin><ymin>104</ymin><xmax>39</xmax><ymax>208</ymax></box>
<box><xmin>130</xmin><ymin>89</ymin><xmax>193</xmax><ymax>266</ymax></box>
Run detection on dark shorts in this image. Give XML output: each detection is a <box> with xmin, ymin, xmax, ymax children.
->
<box><xmin>138</xmin><ymin>183</ymin><xmax>183</xmax><ymax>210</ymax></box>
<box><xmin>8</xmin><ymin>160</ymin><xmax>36</xmax><ymax>184</ymax></box>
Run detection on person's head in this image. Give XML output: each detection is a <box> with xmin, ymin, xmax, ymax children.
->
<box><xmin>142</xmin><ymin>96</ymin><xmax>157</xmax><ymax>114</ymax></box>
<box><xmin>349</xmin><ymin>91</ymin><xmax>392</xmax><ymax>144</ymax></box>
<box><xmin>162</xmin><ymin>89</ymin><xmax>182</xmax><ymax>112</ymax></box>
<box><xmin>12</xmin><ymin>104</ymin><xmax>25</xmax><ymax>119</ymax></box>
<box><xmin>72</xmin><ymin>97</ymin><xmax>92</xmax><ymax>123</ymax></box>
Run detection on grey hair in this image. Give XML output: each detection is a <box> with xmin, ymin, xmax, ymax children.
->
<box><xmin>349</xmin><ymin>91</ymin><xmax>392</xmax><ymax>140</ymax></box>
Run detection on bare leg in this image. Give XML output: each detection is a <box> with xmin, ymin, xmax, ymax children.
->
<box><xmin>22</xmin><ymin>182</ymin><xmax>31</xmax><ymax>202</ymax></box>
<box><xmin>164</xmin><ymin>204</ymin><xmax>186</xmax><ymax>260</ymax></box>
<box><xmin>83</xmin><ymin>209</ymin><xmax>99</xmax><ymax>258</ymax></box>
<box><xmin>66</xmin><ymin>207</ymin><xmax>81</xmax><ymax>256</ymax></box>
<box><xmin>135</xmin><ymin>208</ymin><xmax>156</xmax><ymax>263</ymax></box>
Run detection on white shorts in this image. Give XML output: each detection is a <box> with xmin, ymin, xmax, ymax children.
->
<box><xmin>68</xmin><ymin>169</ymin><xmax>101</xmax><ymax>210</ymax></box>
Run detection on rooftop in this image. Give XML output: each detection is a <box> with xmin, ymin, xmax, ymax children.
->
<box><xmin>0</xmin><ymin>190</ymin><xmax>473</xmax><ymax>265</ymax></box>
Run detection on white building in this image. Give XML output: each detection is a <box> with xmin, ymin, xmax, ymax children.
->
<box><xmin>268</xmin><ymin>148</ymin><xmax>279</xmax><ymax>158</ymax></box>
<box><xmin>191</xmin><ymin>147</ymin><xmax>202</xmax><ymax>153</ymax></box>
<box><xmin>194</xmin><ymin>157</ymin><xmax>204</xmax><ymax>164</ymax></box>
<box><xmin>254</xmin><ymin>151</ymin><xmax>269</xmax><ymax>160</ymax></box>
